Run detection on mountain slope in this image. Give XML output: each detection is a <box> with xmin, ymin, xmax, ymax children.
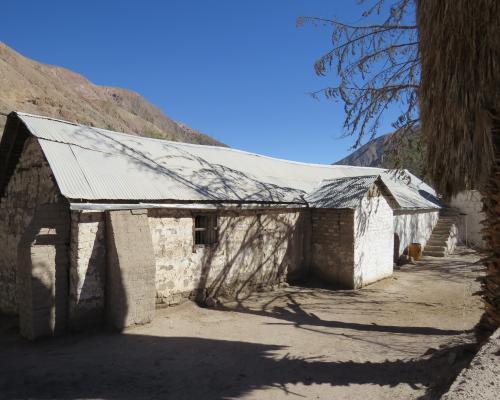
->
<box><xmin>335</xmin><ymin>133</ymin><xmax>391</xmax><ymax>168</ymax></box>
<box><xmin>0</xmin><ymin>42</ymin><xmax>224</xmax><ymax>146</ymax></box>
<box><xmin>334</xmin><ymin>131</ymin><xmax>426</xmax><ymax>178</ymax></box>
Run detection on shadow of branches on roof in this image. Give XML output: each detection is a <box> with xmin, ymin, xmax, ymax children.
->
<box><xmin>72</xmin><ymin>127</ymin><xmax>307</xmax><ymax>204</ymax></box>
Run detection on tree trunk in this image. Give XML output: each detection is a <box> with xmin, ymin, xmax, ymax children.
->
<box><xmin>478</xmin><ymin>117</ymin><xmax>500</xmax><ymax>339</ymax></box>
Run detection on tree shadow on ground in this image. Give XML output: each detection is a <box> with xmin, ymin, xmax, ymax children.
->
<box><xmin>220</xmin><ymin>292</ymin><xmax>466</xmax><ymax>337</ymax></box>
<box><xmin>401</xmin><ymin>256</ymin><xmax>484</xmax><ymax>284</ymax></box>
<box><xmin>0</xmin><ymin>329</ymin><xmax>476</xmax><ymax>400</ymax></box>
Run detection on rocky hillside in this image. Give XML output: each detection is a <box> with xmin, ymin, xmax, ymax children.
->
<box><xmin>0</xmin><ymin>42</ymin><xmax>224</xmax><ymax>146</ymax></box>
<box><xmin>335</xmin><ymin>131</ymin><xmax>426</xmax><ymax>178</ymax></box>
<box><xmin>335</xmin><ymin>133</ymin><xmax>391</xmax><ymax>168</ymax></box>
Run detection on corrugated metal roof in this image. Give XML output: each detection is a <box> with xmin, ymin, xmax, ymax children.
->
<box><xmin>306</xmin><ymin>176</ymin><xmax>380</xmax><ymax>209</ymax></box>
<box><xmin>381</xmin><ymin>173</ymin><xmax>442</xmax><ymax>209</ymax></box>
<box><xmin>12</xmin><ymin>112</ymin><xmax>441</xmax><ymax>209</ymax></box>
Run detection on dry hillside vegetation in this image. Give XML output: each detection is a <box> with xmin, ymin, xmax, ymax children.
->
<box><xmin>0</xmin><ymin>42</ymin><xmax>224</xmax><ymax>146</ymax></box>
<box><xmin>335</xmin><ymin>130</ymin><xmax>427</xmax><ymax>178</ymax></box>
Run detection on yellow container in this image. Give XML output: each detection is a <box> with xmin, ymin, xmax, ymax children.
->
<box><xmin>408</xmin><ymin>243</ymin><xmax>422</xmax><ymax>260</ymax></box>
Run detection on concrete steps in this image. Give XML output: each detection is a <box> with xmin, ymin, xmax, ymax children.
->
<box><xmin>422</xmin><ymin>208</ymin><xmax>459</xmax><ymax>258</ymax></box>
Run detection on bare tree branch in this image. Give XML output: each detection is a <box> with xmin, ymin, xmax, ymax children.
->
<box><xmin>300</xmin><ymin>0</ymin><xmax>420</xmax><ymax>164</ymax></box>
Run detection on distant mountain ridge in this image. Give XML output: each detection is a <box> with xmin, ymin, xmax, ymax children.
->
<box><xmin>334</xmin><ymin>131</ymin><xmax>426</xmax><ymax>178</ymax></box>
<box><xmin>0</xmin><ymin>42</ymin><xmax>224</xmax><ymax>146</ymax></box>
<box><xmin>335</xmin><ymin>133</ymin><xmax>391</xmax><ymax>168</ymax></box>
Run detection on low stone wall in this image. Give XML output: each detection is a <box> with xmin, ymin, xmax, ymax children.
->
<box><xmin>354</xmin><ymin>192</ymin><xmax>393</xmax><ymax>288</ymax></box>
<box><xmin>0</xmin><ymin>138</ymin><xmax>64</xmax><ymax>314</ymax></box>
<box><xmin>394</xmin><ymin>210</ymin><xmax>439</xmax><ymax>256</ymax></box>
<box><xmin>310</xmin><ymin>208</ymin><xmax>355</xmax><ymax>288</ymax></box>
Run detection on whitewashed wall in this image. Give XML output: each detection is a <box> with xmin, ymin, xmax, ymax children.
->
<box><xmin>354</xmin><ymin>190</ymin><xmax>394</xmax><ymax>288</ymax></box>
<box><xmin>394</xmin><ymin>210</ymin><xmax>439</xmax><ymax>255</ymax></box>
<box><xmin>450</xmin><ymin>190</ymin><xmax>485</xmax><ymax>248</ymax></box>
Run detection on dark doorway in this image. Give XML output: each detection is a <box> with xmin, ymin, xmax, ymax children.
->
<box><xmin>394</xmin><ymin>233</ymin><xmax>400</xmax><ymax>263</ymax></box>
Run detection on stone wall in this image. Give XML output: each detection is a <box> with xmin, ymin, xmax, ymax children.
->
<box><xmin>149</xmin><ymin>208</ymin><xmax>309</xmax><ymax>305</ymax></box>
<box><xmin>450</xmin><ymin>190</ymin><xmax>485</xmax><ymax>248</ymax></box>
<box><xmin>394</xmin><ymin>210</ymin><xmax>439</xmax><ymax>256</ymax></box>
<box><xmin>17</xmin><ymin>203</ymin><xmax>70</xmax><ymax>339</ymax></box>
<box><xmin>69</xmin><ymin>211</ymin><xmax>106</xmax><ymax>329</ymax></box>
<box><xmin>354</xmin><ymin>191</ymin><xmax>393</xmax><ymax>288</ymax></box>
<box><xmin>67</xmin><ymin>208</ymin><xmax>309</xmax><ymax>317</ymax></box>
<box><xmin>310</xmin><ymin>208</ymin><xmax>355</xmax><ymax>288</ymax></box>
<box><xmin>0</xmin><ymin>138</ymin><xmax>64</xmax><ymax>314</ymax></box>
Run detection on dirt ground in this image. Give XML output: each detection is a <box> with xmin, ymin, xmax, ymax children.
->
<box><xmin>0</xmin><ymin>248</ymin><xmax>484</xmax><ymax>400</ymax></box>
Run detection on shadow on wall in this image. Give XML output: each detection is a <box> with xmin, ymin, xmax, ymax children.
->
<box><xmin>17</xmin><ymin>203</ymin><xmax>70</xmax><ymax>339</ymax></box>
<box><xmin>354</xmin><ymin>193</ymin><xmax>384</xmax><ymax>237</ymax></box>
<box><xmin>0</xmin><ymin>332</ymin><xmax>475</xmax><ymax>400</ymax></box>
<box><xmin>16</xmin><ymin>204</ymin><xmax>131</xmax><ymax>338</ymax></box>
<box><xmin>194</xmin><ymin>210</ymin><xmax>308</xmax><ymax>304</ymax></box>
<box><xmin>72</xmin><ymin>208</ymin><xmax>302</xmax><ymax>332</ymax></box>
<box><xmin>70</xmin><ymin>223</ymin><xmax>106</xmax><ymax>329</ymax></box>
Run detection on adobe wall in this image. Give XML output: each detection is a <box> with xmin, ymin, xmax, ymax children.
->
<box><xmin>0</xmin><ymin>137</ymin><xmax>65</xmax><ymax>314</ymax></box>
<box><xmin>106</xmin><ymin>209</ymin><xmax>156</xmax><ymax>330</ymax></box>
<box><xmin>450</xmin><ymin>190</ymin><xmax>485</xmax><ymax>248</ymax></box>
<box><xmin>393</xmin><ymin>210</ymin><xmax>439</xmax><ymax>256</ymax></box>
<box><xmin>310</xmin><ymin>208</ymin><xmax>355</xmax><ymax>288</ymax></box>
<box><xmin>354</xmin><ymin>192</ymin><xmax>393</xmax><ymax>288</ymax></box>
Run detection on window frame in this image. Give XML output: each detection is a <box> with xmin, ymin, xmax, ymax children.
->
<box><xmin>193</xmin><ymin>213</ymin><xmax>218</xmax><ymax>248</ymax></box>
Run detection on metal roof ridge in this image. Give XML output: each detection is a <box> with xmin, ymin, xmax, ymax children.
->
<box><xmin>14</xmin><ymin>111</ymin><xmax>388</xmax><ymax>172</ymax></box>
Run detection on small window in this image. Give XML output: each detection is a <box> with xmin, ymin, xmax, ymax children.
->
<box><xmin>194</xmin><ymin>214</ymin><xmax>218</xmax><ymax>245</ymax></box>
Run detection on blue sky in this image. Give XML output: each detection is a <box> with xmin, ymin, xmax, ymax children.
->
<box><xmin>1</xmin><ymin>0</ymin><xmax>402</xmax><ymax>164</ymax></box>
